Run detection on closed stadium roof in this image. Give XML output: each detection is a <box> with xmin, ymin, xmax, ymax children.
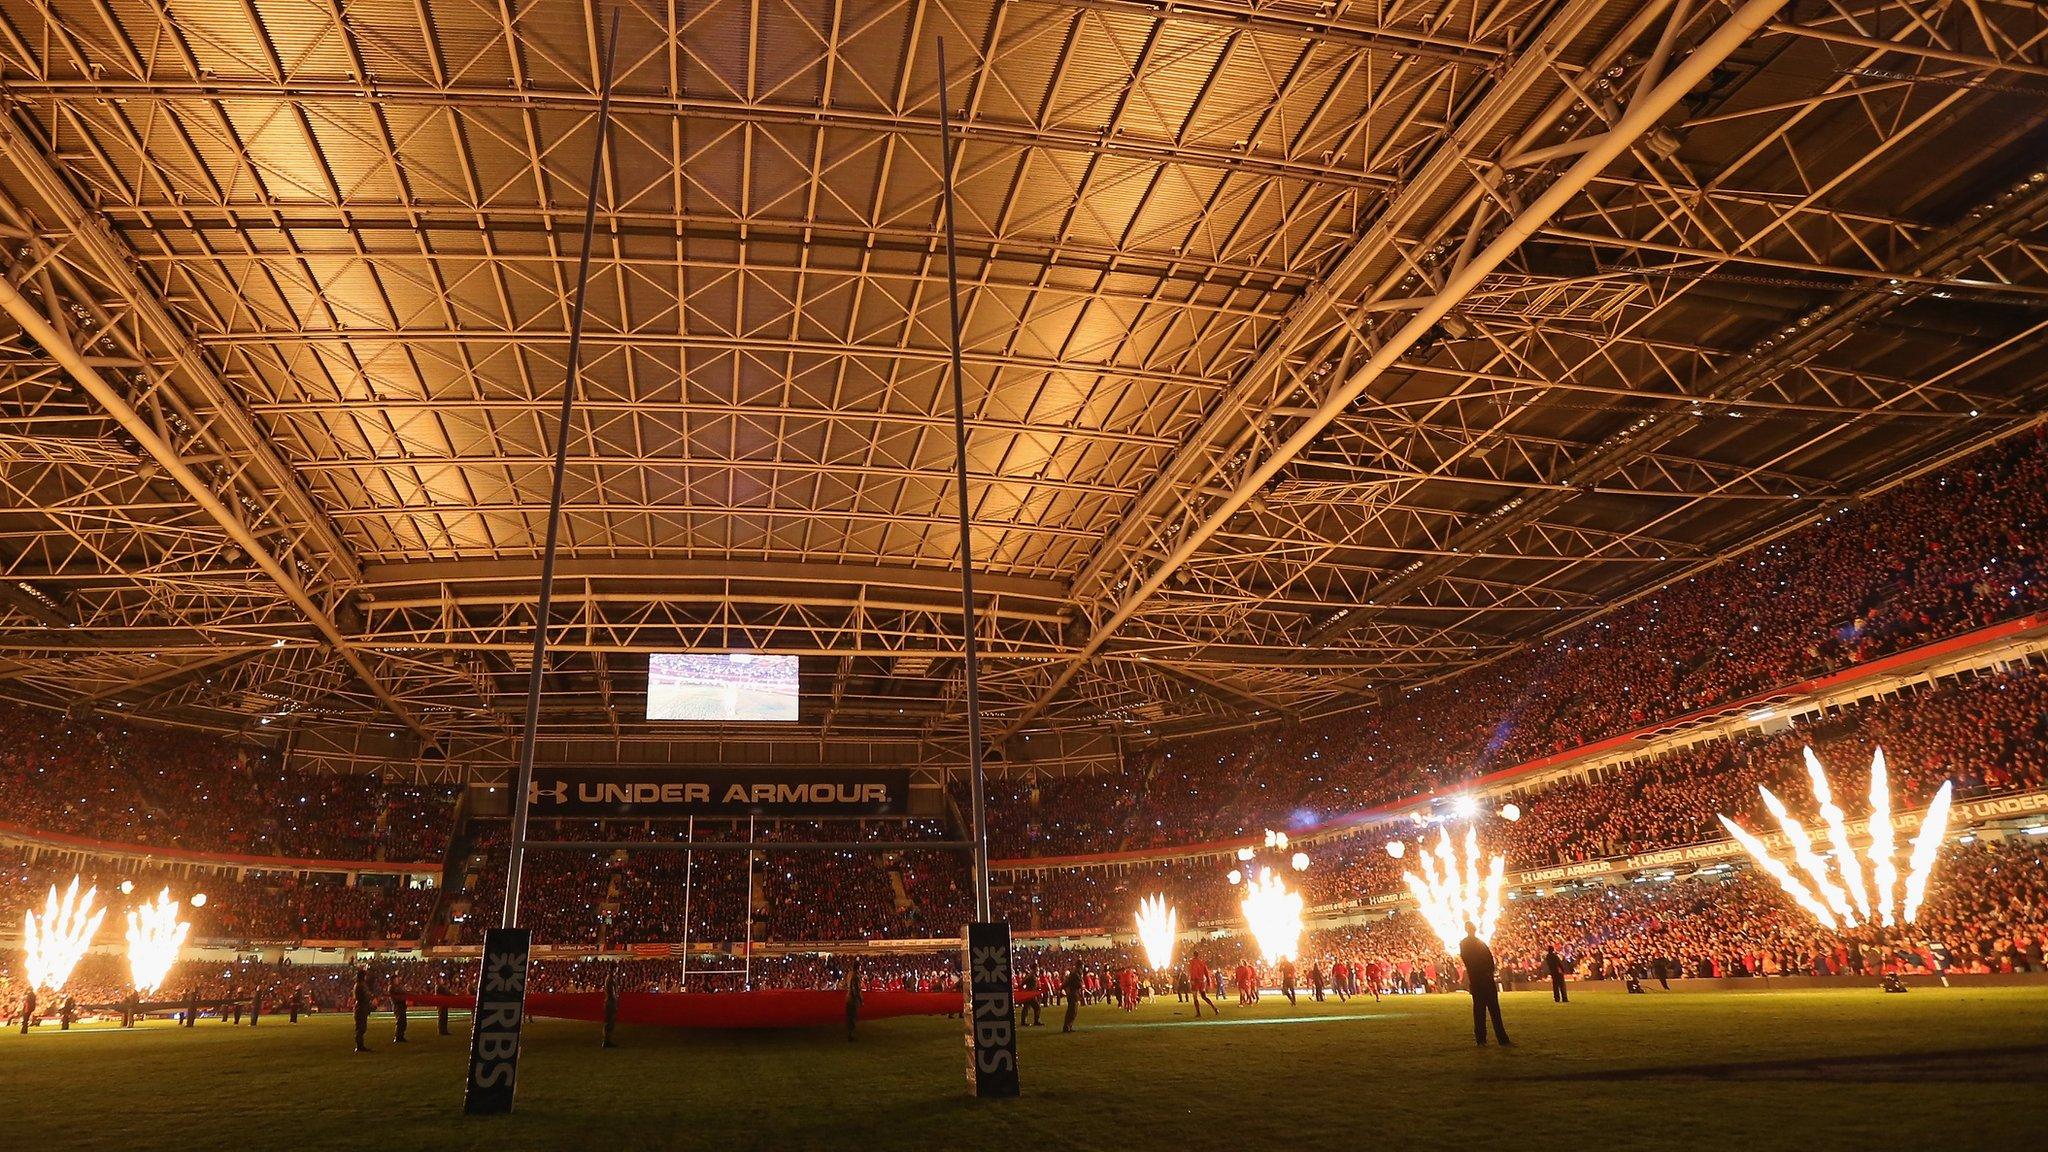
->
<box><xmin>0</xmin><ymin>0</ymin><xmax>2043</xmax><ymax>779</ymax></box>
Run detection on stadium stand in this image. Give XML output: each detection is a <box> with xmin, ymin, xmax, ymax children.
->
<box><xmin>1</xmin><ymin>433</ymin><xmax>2045</xmax><ymax>988</ymax></box>
<box><xmin>988</xmin><ymin>431</ymin><xmax>2048</xmax><ymax>859</ymax></box>
<box><xmin>0</xmin><ymin>705</ymin><xmax>453</xmax><ymax>862</ymax></box>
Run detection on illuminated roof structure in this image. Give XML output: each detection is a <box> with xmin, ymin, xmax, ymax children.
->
<box><xmin>0</xmin><ymin>0</ymin><xmax>2042</xmax><ymax>782</ymax></box>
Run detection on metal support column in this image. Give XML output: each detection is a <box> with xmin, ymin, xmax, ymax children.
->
<box><xmin>500</xmin><ymin>14</ymin><xmax>624</xmax><ymax>928</ymax></box>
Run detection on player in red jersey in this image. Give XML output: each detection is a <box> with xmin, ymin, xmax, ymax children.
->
<box><xmin>1188</xmin><ymin>952</ymin><xmax>1218</xmax><ymax>1018</ymax></box>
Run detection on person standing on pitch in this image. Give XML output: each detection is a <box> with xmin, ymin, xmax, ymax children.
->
<box><xmin>1279</xmin><ymin>957</ymin><xmax>1298</xmax><ymax>1006</ymax></box>
<box><xmin>435</xmin><ymin>975</ymin><xmax>452</xmax><ymax>1036</ymax></box>
<box><xmin>183</xmin><ymin>985</ymin><xmax>198</xmax><ymax>1027</ymax></box>
<box><xmin>1022</xmin><ymin>970</ymin><xmax>1044</xmax><ymax>1028</ymax></box>
<box><xmin>1544</xmin><ymin>946</ymin><xmax>1569</xmax><ymax>1004</ymax></box>
<box><xmin>843</xmin><ymin>957</ymin><xmax>862</xmax><ymax>1043</ymax></box>
<box><xmin>249</xmin><ymin>984</ymin><xmax>263</xmax><ymax>1027</ymax></box>
<box><xmin>289</xmin><ymin>986</ymin><xmax>306</xmax><ymax>1024</ymax></box>
<box><xmin>351</xmin><ymin>967</ymin><xmax>373</xmax><ymax>1053</ymax></box>
<box><xmin>1061</xmin><ymin>961</ymin><xmax>1084</xmax><ymax>1033</ymax></box>
<box><xmin>1460</xmin><ymin>924</ymin><xmax>1511</xmax><ymax>1047</ymax></box>
<box><xmin>1188</xmin><ymin>951</ymin><xmax>1217</xmax><ymax>1018</ymax></box>
<box><xmin>390</xmin><ymin>975</ymin><xmax>409</xmax><ymax>1043</ymax></box>
<box><xmin>1309</xmin><ymin>961</ymin><xmax>1326</xmax><ymax>1003</ymax></box>
<box><xmin>602</xmin><ymin>965</ymin><xmax>621</xmax><ymax>1049</ymax></box>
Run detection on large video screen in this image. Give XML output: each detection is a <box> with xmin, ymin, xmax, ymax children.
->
<box><xmin>646</xmin><ymin>652</ymin><xmax>801</xmax><ymax>722</ymax></box>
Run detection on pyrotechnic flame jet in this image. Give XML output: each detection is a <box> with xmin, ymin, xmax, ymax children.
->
<box><xmin>1719</xmin><ymin>747</ymin><xmax>1955</xmax><ymax>930</ymax></box>
<box><xmin>126</xmin><ymin>889</ymin><xmax>192</xmax><ymax>997</ymax></box>
<box><xmin>1900</xmin><ymin>781</ymin><xmax>1953</xmax><ymax>925</ymax></box>
<box><xmin>1239</xmin><ymin>868</ymin><xmax>1304</xmax><ymax>964</ymax></box>
<box><xmin>1134</xmin><ymin>894</ymin><xmax>1178</xmax><ymax>972</ymax></box>
<box><xmin>1401</xmin><ymin>828</ymin><xmax>1506</xmax><ymax>952</ymax></box>
<box><xmin>1758</xmin><ymin>785</ymin><xmax>1858</xmax><ymax>924</ymax></box>
<box><xmin>23</xmin><ymin>877</ymin><xmax>106</xmax><ymax>992</ymax></box>
<box><xmin>1867</xmin><ymin>748</ymin><xmax>1899</xmax><ymax>927</ymax></box>
<box><xmin>1717</xmin><ymin>815</ymin><xmax>1840</xmax><ymax>931</ymax></box>
<box><xmin>1804</xmin><ymin>746</ymin><xmax>1872</xmax><ymax>922</ymax></box>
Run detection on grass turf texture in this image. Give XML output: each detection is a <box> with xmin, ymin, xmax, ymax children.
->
<box><xmin>3</xmin><ymin>986</ymin><xmax>2043</xmax><ymax>1151</ymax></box>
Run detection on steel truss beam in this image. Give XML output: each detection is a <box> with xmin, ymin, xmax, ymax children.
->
<box><xmin>1312</xmin><ymin>174</ymin><xmax>2048</xmax><ymax>646</ymax></box>
<box><xmin>0</xmin><ymin>0</ymin><xmax>2043</xmax><ymax>766</ymax></box>
<box><xmin>1002</xmin><ymin>0</ymin><xmax>1797</xmax><ymax>739</ymax></box>
<box><xmin>0</xmin><ymin>112</ymin><xmax>432</xmax><ymax>740</ymax></box>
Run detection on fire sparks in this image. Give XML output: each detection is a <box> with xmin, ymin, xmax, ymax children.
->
<box><xmin>1238</xmin><ymin>868</ymin><xmax>1305</xmax><ymax>964</ymax></box>
<box><xmin>1134</xmin><ymin>894</ymin><xmax>1178</xmax><ymax>971</ymax></box>
<box><xmin>125</xmin><ymin>888</ymin><xmax>191</xmax><ymax>997</ymax></box>
<box><xmin>22</xmin><ymin>877</ymin><xmax>106</xmax><ymax>993</ymax></box>
<box><xmin>1400</xmin><ymin>828</ymin><xmax>1506</xmax><ymax>952</ymax></box>
<box><xmin>1717</xmin><ymin>746</ymin><xmax>1954</xmax><ymax>930</ymax></box>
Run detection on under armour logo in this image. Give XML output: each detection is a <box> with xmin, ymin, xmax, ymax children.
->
<box><xmin>530</xmin><ymin>780</ymin><xmax>568</xmax><ymax>805</ymax></box>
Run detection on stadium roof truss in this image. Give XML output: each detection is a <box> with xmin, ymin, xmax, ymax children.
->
<box><xmin>0</xmin><ymin>0</ymin><xmax>2043</xmax><ymax>780</ymax></box>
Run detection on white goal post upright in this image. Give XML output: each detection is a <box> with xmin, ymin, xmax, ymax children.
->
<box><xmin>937</xmin><ymin>36</ymin><xmax>1020</xmax><ymax>1098</ymax></box>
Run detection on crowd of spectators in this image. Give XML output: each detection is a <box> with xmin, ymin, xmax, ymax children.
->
<box><xmin>0</xmin><ymin>703</ymin><xmax>453</xmax><ymax>861</ymax></box>
<box><xmin>1478</xmin><ymin>836</ymin><xmax>2047</xmax><ymax>981</ymax></box>
<box><xmin>1002</xmin><ymin>835</ymin><xmax>2048</xmax><ymax>994</ymax></box>
<box><xmin>1491</xmin><ymin>665</ymin><xmax>2048</xmax><ymax>869</ymax></box>
<box><xmin>15</xmin><ymin>648</ymin><xmax>2038</xmax><ymax>954</ymax></box>
<box><xmin>1</xmin><ymin>849</ymin><xmax>432</xmax><ymax>944</ymax></box>
<box><xmin>988</xmin><ymin>660</ymin><xmax>2048</xmax><ymax>936</ymax></box>
<box><xmin>447</xmin><ymin>818</ymin><xmax>977</xmax><ymax>948</ymax></box>
<box><xmin>6</xmin><ymin>431</ymin><xmax>2048</xmax><ymax>986</ymax></box>
<box><xmin>6</xmin><ymin>833</ymin><xmax>2041</xmax><ymax>1025</ymax></box>
<box><xmin>988</xmin><ymin>430</ymin><xmax>2048</xmax><ymax>858</ymax></box>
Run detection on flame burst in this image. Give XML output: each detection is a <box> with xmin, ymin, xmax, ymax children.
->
<box><xmin>22</xmin><ymin>877</ymin><xmax>106</xmax><ymax>992</ymax></box>
<box><xmin>125</xmin><ymin>889</ymin><xmax>191</xmax><ymax>997</ymax></box>
<box><xmin>1401</xmin><ymin>828</ymin><xmax>1506</xmax><ymax>952</ymax></box>
<box><xmin>1239</xmin><ymin>868</ymin><xmax>1305</xmax><ymax>964</ymax></box>
<box><xmin>1134</xmin><ymin>894</ymin><xmax>1179</xmax><ymax>971</ymax></box>
<box><xmin>1718</xmin><ymin>746</ymin><xmax>1953</xmax><ymax>930</ymax></box>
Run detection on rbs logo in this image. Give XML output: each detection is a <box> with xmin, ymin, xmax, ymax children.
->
<box><xmin>463</xmin><ymin>928</ymin><xmax>532</xmax><ymax>1115</ymax></box>
<box><xmin>962</xmin><ymin>923</ymin><xmax>1020</xmax><ymax>1097</ymax></box>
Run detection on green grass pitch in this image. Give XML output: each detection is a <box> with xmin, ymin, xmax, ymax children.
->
<box><xmin>3</xmin><ymin>986</ymin><xmax>2043</xmax><ymax>1151</ymax></box>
